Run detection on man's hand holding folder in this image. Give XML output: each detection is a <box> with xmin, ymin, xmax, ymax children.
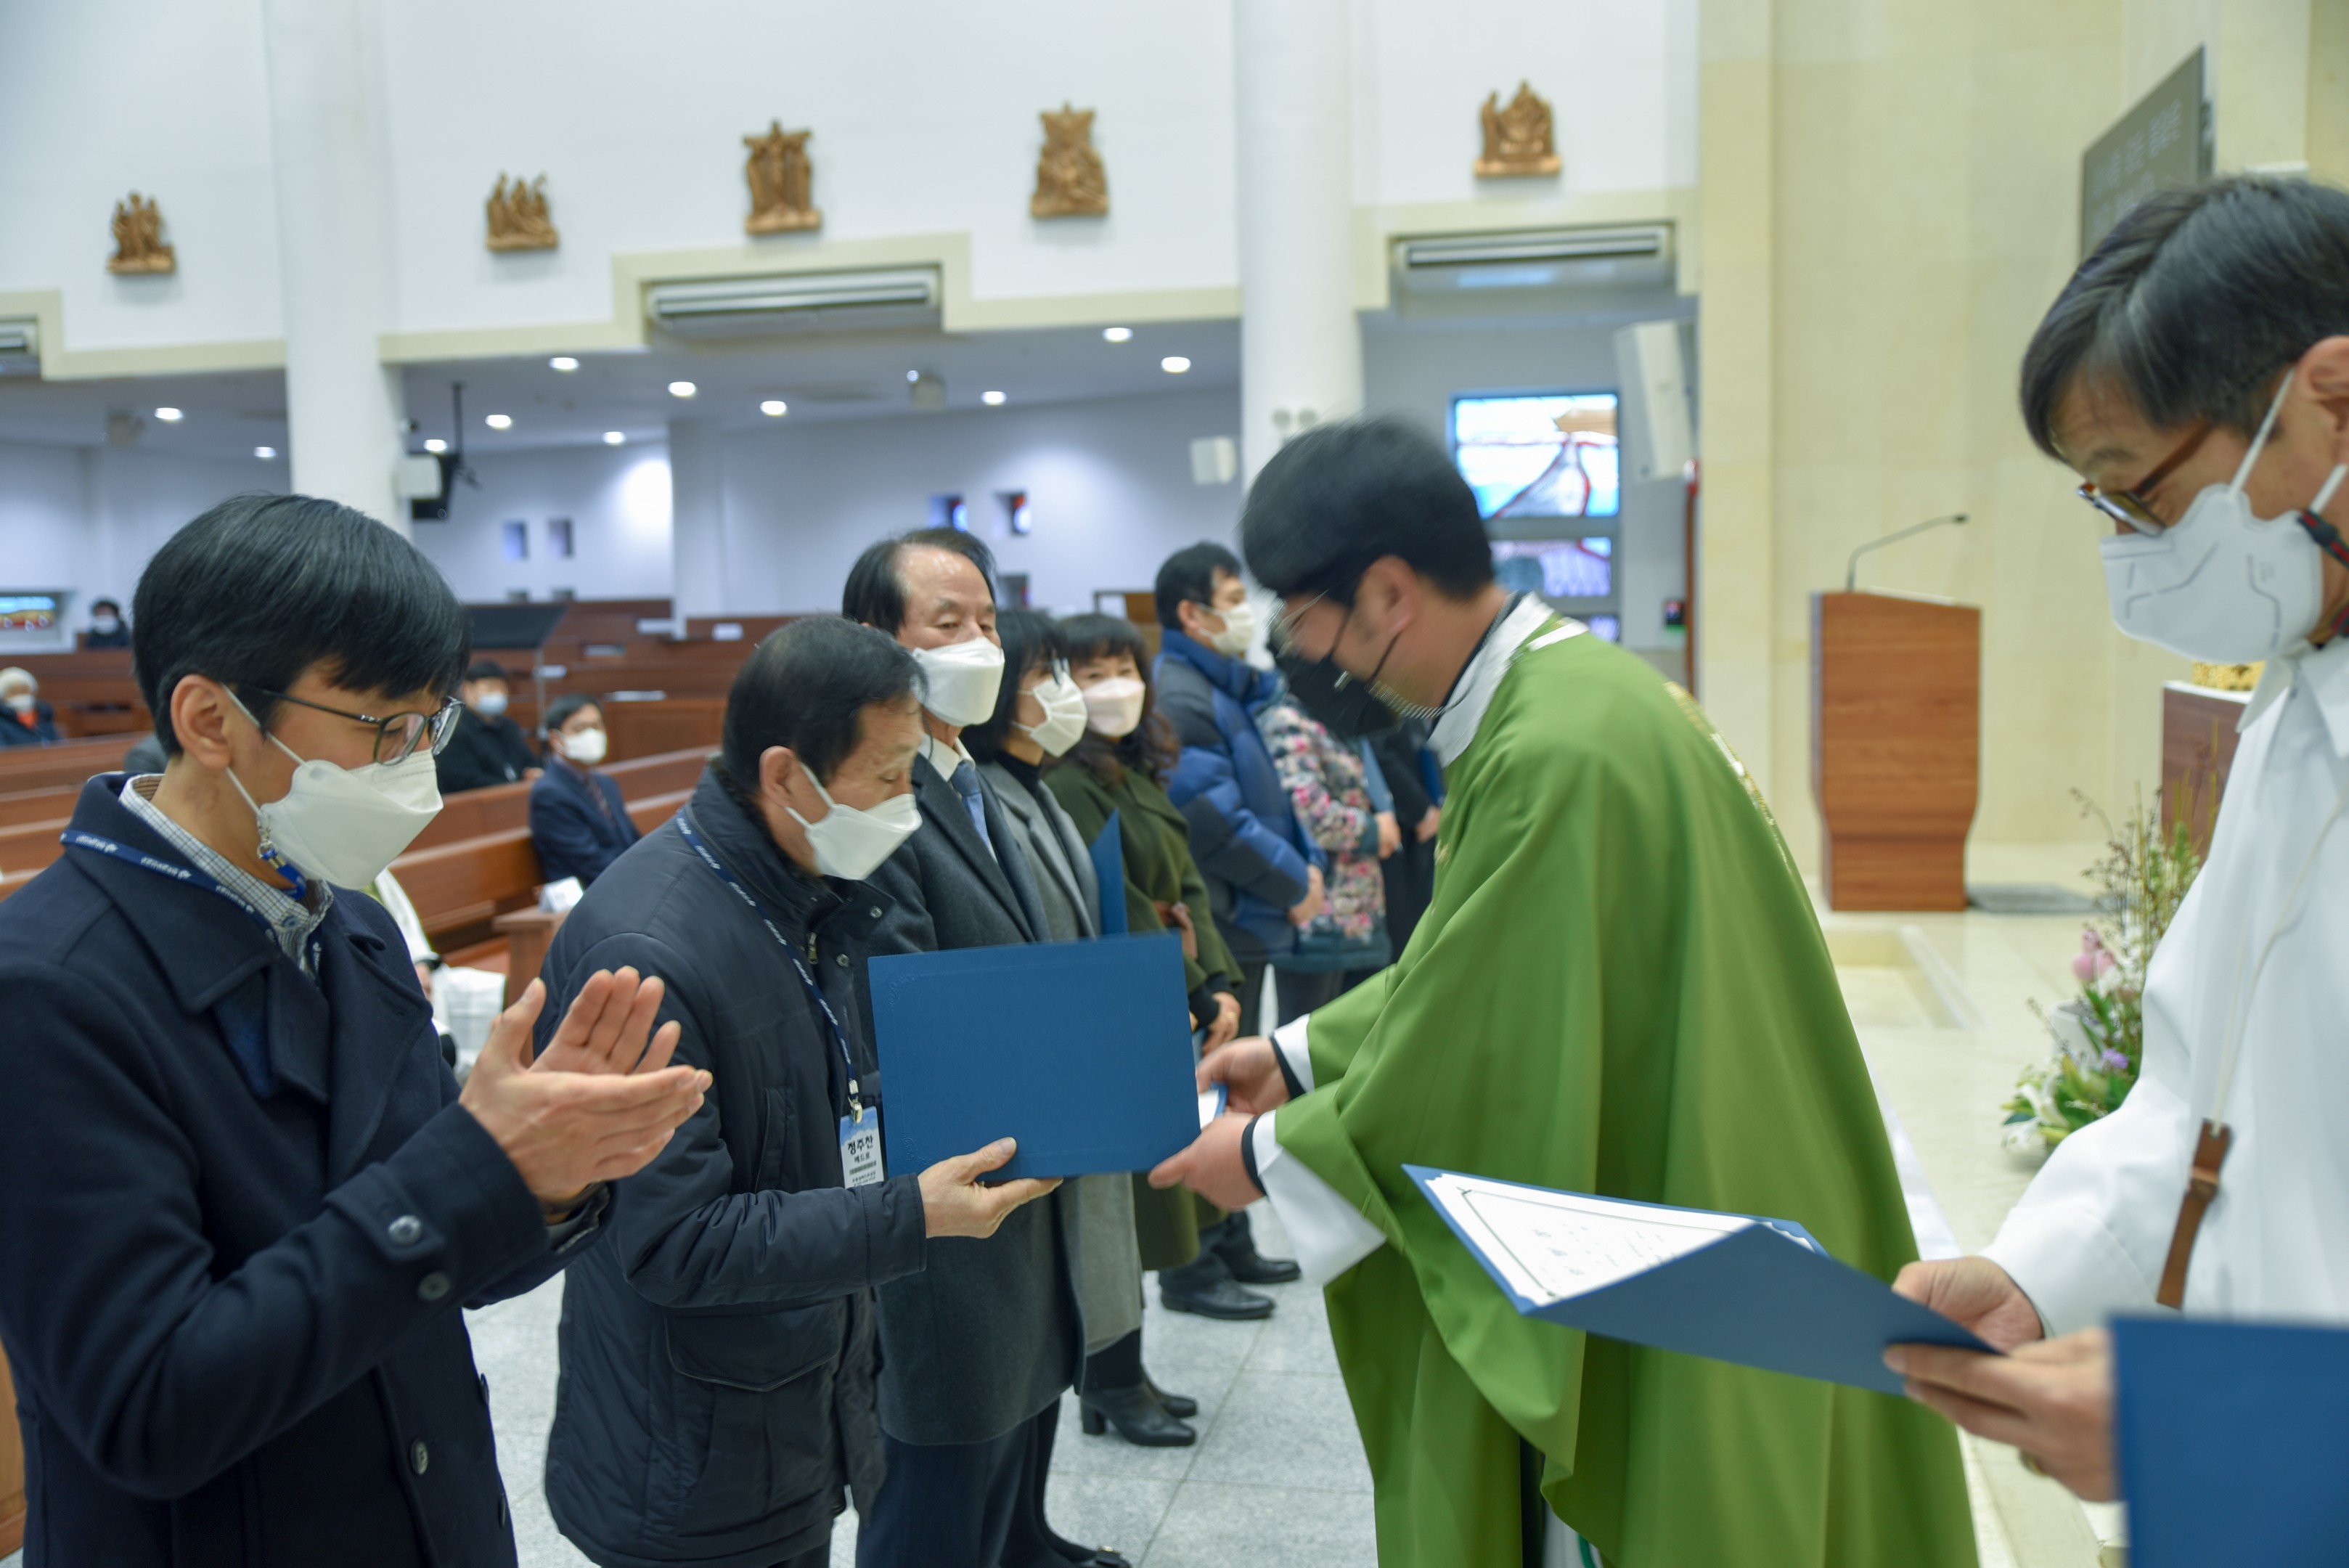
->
<box><xmin>918</xmin><ymin>1138</ymin><xmax>1062</xmax><ymax>1238</ymax></box>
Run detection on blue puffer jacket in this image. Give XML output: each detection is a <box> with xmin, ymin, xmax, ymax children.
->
<box><xmin>1154</xmin><ymin>630</ymin><xmax>1323</xmax><ymax>961</ymax></box>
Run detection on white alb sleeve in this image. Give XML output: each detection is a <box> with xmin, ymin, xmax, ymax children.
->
<box><xmin>1250</xmin><ymin>1111</ymin><xmax>1385</xmax><ymax>1287</ymax></box>
<box><xmin>1270</xmin><ymin>1016</ymin><xmax>1316</xmax><ymax>1094</ymax></box>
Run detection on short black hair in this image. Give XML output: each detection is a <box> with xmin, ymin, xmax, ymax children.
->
<box><xmin>1153</xmin><ymin>542</ymin><xmax>1244</xmax><ymax>630</ymax></box>
<box><xmin>91</xmin><ymin>598</ymin><xmax>120</xmax><ymax>615</ymax></box>
<box><xmin>464</xmin><ymin>659</ymin><xmax>510</xmax><ymax>684</ymax></box>
<box><xmin>841</xmin><ymin>528</ymin><xmax>998</xmax><ymax>634</ymax></box>
<box><xmin>965</xmin><ymin>608</ymin><xmax>1066</xmax><ymax>762</ymax></box>
<box><xmin>1241</xmin><ymin>417</ymin><xmax>1493</xmax><ymax>604</ymax></box>
<box><xmin>718</xmin><ymin>616</ymin><xmax>923</xmax><ymax>792</ymax></box>
<box><xmin>133</xmin><ymin>494</ymin><xmax>469</xmax><ymax>754</ymax></box>
<box><xmin>544</xmin><ymin>693</ymin><xmax>602</xmax><ymax>737</ymax></box>
<box><xmin>2021</xmin><ymin>176</ymin><xmax>2349</xmax><ymax>460</ymax></box>
<box><xmin>1056</xmin><ymin>612</ymin><xmax>1180</xmax><ymax>785</ymax></box>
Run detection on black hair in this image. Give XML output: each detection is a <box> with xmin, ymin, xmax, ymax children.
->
<box><xmin>1153</xmin><ymin>542</ymin><xmax>1245</xmax><ymax>630</ymax></box>
<box><xmin>464</xmin><ymin>658</ymin><xmax>510</xmax><ymax>684</ymax></box>
<box><xmin>2021</xmin><ymin>176</ymin><xmax>2349</xmax><ymax>460</ymax></box>
<box><xmin>91</xmin><ymin>598</ymin><xmax>121</xmax><ymax>615</ymax></box>
<box><xmin>965</xmin><ymin>608</ymin><xmax>1066</xmax><ymax>763</ymax></box>
<box><xmin>1240</xmin><ymin>417</ymin><xmax>1493</xmax><ymax>604</ymax></box>
<box><xmin>133</xmin><ymin>493</ymin><xmax>469</xmax><ymax>754</ymax></box>
<box><xmin>716</xmin><ymin>616</ymin><xmax>923</xmax><ymax>796</ymax></box>
<box><xmin>544</xmin><ymin>693</ymin><xmax>602</xmax><ymax>737</ymax></box>
<box><xmin>1054</xmin><ymin>612</ymin><xmax>1180</xmax><ymax>785</ymax></box>
<box><xmin>841</xmin><ymin>527</ymin><xmax>998</xmax><ymax>634</ymax></box>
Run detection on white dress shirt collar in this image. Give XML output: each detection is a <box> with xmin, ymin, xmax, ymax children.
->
<box><xmin>1428</xmin><ymin>595</ymin><xmax>1571</xmax><ymax>767</ymax></box>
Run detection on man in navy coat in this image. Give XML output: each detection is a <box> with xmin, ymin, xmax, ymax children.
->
<box><xmin>0</xmin><ymin>494</ymin><xmax>709</xmax><ymax>1567</ymax></box>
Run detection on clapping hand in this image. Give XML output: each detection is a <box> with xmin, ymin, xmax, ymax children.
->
<box><xmin>523</xmin><ymin>965</ymin><xmax>682</xmax><ymax>1077</ymax></box>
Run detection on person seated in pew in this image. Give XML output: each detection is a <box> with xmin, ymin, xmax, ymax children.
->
<box><xmin>0</xmin><ymin>666</ymin><xmax>60</xmax><ymax>746</ymax></box>
<box><xmin>539</xmin><ymin>615</ymin><xmax>1058</xmax><ymax>1568</ymax></box>
<box><xmin>84</xmin><ymin>597</ymin><xmax>131</xmax><ymax>648</ymax></box>
<box><xmin>436</xmin><ymin>658</ymin><xmax>542</xmax><ymax>794</ymax></box>
<box><xmin>0</xmin><ymin>492</ymin><xmax>709</xmax><ymax>1568</ymax></box>
<box><xmin>531</xmin><ymin>694</ymin><xmax>639</xmax><ymax>887</ymax></box>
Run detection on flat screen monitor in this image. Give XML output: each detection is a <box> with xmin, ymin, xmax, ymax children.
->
<box><xmin>1453</xmin><ymin>393</ymin><xmax>1621</xmax><ymax>520</ymax></box>
<box><xmin>0</xmin><ymin>594</ymin><xmax>59</xmax><ymax>633</ymax></box>
<box><xmin>1492</xmin><ymin>537</ymin><xmax>1611</xmax><ymax>600</ymax></box>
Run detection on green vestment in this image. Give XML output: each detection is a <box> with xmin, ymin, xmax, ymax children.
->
<box><xmin>1273</xmin><ymin>624</ymin><xmax>1975</xmax><ymax>1567</ymax></box>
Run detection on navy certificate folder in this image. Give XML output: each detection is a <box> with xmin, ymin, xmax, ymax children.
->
<box><xmin>2115</xmin><ymin>1316</ymin><xmax>2349</xmax><ymax>1566</ymax></box>
<box><xmin>868</xmin><ymin>932</ymin><xmax>1196</xmax><ymax>1181</ymax></box>
<box><xmin>1407</xmin><ymin>1166</ymin><xmax>1990</xmax><ymax>1395</ymax></box>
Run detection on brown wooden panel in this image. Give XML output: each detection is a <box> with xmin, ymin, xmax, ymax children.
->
<box><xmin>602</xmin><ymin>700</ymin><xmax>724</xmax><ymax>763</ymax></box>
<box><xmin>0</xmin><ymin>786</ymin><xmax>79</xmax><ymax>828</ymax></box>
<box><xmin>390</xmin><ymin>829</ymin><xmax>544</xmax><ymax>950</ymax></box>
<box><xmin>1811</xmin><ymin>592</ymin><xmax>1980</xmax><ymax>911</ymax></box>
<box><xmin>684</xmin><ymin>615</ymin><xmax>796</xmax><ymax>644</ymax></box>
<box><xmin>1</xmin><ymin>1339</ymin><xmax>22</xmax><ymax>1555</ymax></box>
<box><xmin>0</xmin><ymin>817</ymin><xmax>68</xmax><ymax>876</ymax></box>
<box><xmin>493</xmin><ymin>910</ymin><xmax>564</xmax><ymax>1008</ymax></box>
<box><xmin>0</xmin><ymin>734</ymin><xmax>137</xmax><ymax>792</ymax></box>
<box><xmin>626</xmin><ymin>788</ymin><xmax>691</xmax><ymax>836</ymax></box>
<box><xmin>2160</xmin><ymin>684</ymin><xmax>2246</xmax><ymax>861</ymax></box>
<box><xmin>415</xmin><ymin>746</ymin><xmax>706</xmax><ymax>849</ymax></box>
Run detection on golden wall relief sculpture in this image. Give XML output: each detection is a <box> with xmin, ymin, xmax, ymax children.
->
<box><xmin>107</xmin><ymin>192</ymin><xmax>175</xmax><ymax>274</ymax></box>
<box><xmin>744</xmin><ymin>120</ymin><xmax>821</xmax><ymax>234</ymax></box>
<box><xmin>486</xmin><ymin>173</ymin><xmax>558</xmax><ymax>251</ymax></box>
<box><xmin>1475</xmin><ymin>82</ymin><xmax>1561</xmax><ymax>177</ymax></box>
<box><xmin>1031</xmin><ymin>103</ymin><xmax>1108</xmax><ymax>218</ymax></box>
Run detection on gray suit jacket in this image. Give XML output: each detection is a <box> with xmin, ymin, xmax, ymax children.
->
<box><xmin>858</xmin><ymin>754</ymin><xmax>1084</xmax><ymax>1445</ymax></box>
<box><xmin>981</xmin><ymin>760</ymin><xmax>1100</xmax><ymax>943</ymax></box>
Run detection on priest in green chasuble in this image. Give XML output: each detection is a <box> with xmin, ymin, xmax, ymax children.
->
<box><xmin>1148</xmin><ymin>420</ymin><xmax>1975</xmax><ymax>1567</ymax></box>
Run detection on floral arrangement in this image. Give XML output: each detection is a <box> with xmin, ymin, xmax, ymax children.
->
<box><xmin>2001</xmin><ymin>788</ymin><xmax>2205</xmax><ymax>1153</ymax></box>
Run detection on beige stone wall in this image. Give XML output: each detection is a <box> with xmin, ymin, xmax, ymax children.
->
<box><xmin>1696</xmin><ymin>0</ymin><xmax>2342</xmax><ymax>872</ymax></box>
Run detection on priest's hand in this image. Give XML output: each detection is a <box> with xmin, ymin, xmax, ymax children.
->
<box><xmin>1198</xmin><ymin>1036</ymin><xmax>1291</xmax><ymax>1115</ymax></box>
<box><xmin>1885</xmin><ymin>1329</ymin><xmax>2115</xmax><ymax>1500</ymax></box>
<box><xmin>1148</xmin><ymin>1114</ymin><xmax>1261</xmax><ymax>1211</ymax></box>
<box><xmin>1892</xmin><ymin>1256</ymin><xmax>2046</xmax><ymax>1351</ymax></box>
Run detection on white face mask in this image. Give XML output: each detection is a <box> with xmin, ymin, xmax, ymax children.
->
<box><xmin>1016</xmin><ymin>666</ymin><xmax>1089</xmax><ymax>756</ymax></box>
<box><xmin>1202</xmin><ymin>599</ymin><xmax>1259</xmax><ymax>659</ymax></box>
<box><xmin>1082</xmin><ymin>676</ymin><xmax>1148</xmax><ymax>739</ymax></box>
<box><xmin>2101</xmin><ymin>376</ymin><xmax>2345</xmax><ymax>663</ymax></box>
<box><xmin>91</xmin><ymin>615</ymin><xmax>121</xmax><ymax>635</ymax></box>
<box><xmin>912</xmin><ymin>636</ymin><xmax>1007</xmax><ymax>727</ymax></box>
<box><xmin>224</xmin><ymin>695</ymin><xmax>444</xmax><ymax>890</ymax></box>
<box><xmin>789</xmin><ymin>766</ymin><xmax>922</xmax><ymax>880</ymax></box>
<box><xmin>3</xmin><ymin>693</ymin><xmax>31</xmax><ymax>715</ymax></box>
<box><xmin>559</xmin><ymin>725</ymin><xmax>608</xmax><ymax>766</ymax></box>
<box><xmin>472</xmin><ymin>690</ymin><xmax>509</xmax><ymax>718</ymax></box>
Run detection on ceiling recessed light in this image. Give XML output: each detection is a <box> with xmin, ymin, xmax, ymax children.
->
<box><xmin>602</xmin><ymin>430</ymin><xmax>625</xmax><ymax>446</ymax></box>
<box><xmin>1160</xmin><ymin>356</ymin><xmax>1191</xmax><ymax>375</ymax></box>
<box><xmin>154</xmin><ymin>407</ymin><xmax>183</xmax><ymax>422</ymax></box>
<box><xmin>1103</xmin><ymin>327</ymin><xmax>1133</xmax><ymax>343</ymax></box>
<box><xmin>668</xmin><ymin>380</ymin><xmax>697</xmax><ymax>399</ymax></box>
<box><xmin>485</xmin><ymin>413</ymin><xmax>512</xmax><ymax>430</ymax></box>
<box><xmin>760</xmin><ymin>399</ymin><xmax>788</xmax><ymax>417</ymax></box>
<box><xmin>550</xmin><ymin>355</ymin><xmax>579</xmax><ymax>372</ymax></box>
<box><xmin>981</xmin><ymin>390</ymin><xmax>1007</xmax><ymax>407</ymax></box>
<box><xmin>253</xmin><ymin>445</ymin><xmax>277</xmax><ymax>460</ymax></box>
<box><xmin>423</xmin><ymin>438</ymin><xmax>448</xmax><ymax>454</ymax></box>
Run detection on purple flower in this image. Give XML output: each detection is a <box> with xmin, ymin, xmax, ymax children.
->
<box><xmin>2099</xmin><ymin>1048</ymin><xmax>2129</xmax><ymax>1073</ymax></box>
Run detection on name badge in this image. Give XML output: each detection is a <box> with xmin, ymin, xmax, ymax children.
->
<box><xmin>839</xmin><ymin>1106</ymin><xmax>885</xmax><ymax>1188</ymax></box>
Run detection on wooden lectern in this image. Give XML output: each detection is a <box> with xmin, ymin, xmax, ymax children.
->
<box><xmin>1811</xmin><ymin>591</ymin><xmax>1980</xmax><ymax>910</ymax></box>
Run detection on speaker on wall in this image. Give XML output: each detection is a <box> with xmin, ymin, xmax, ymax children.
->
<box><xmin>1611</xmin><ymin>319</ymin><xmax>1694</xmax><ymax>483</ymax></box>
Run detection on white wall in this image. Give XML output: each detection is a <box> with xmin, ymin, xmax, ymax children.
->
<box><xmin>406</xmin><ymin>442</ymin><xmax>676</xmax><ymax>603</ymax></box>
<box><xmin>0</xmin><ymin>439</ymin><xmax>291</xmax><ymax>635</ymax></box>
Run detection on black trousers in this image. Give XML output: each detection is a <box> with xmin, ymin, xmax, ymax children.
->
<box><xmin>1272</xmin><ymin>965</ymin><xmax>1376</xmax><ymax>1028</ymax></box>
<box><xmin>855</xmin><ymin>1405</ymin><xmax>1066</xmax><ymax>1568</ymax></box>
<box><xmin>1234</xmin><ymin>957</ymin><xmax>1268</xmax><ymax>1038</ymax></box>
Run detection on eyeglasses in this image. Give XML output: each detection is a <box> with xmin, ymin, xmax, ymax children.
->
<box><xmin>239</xmin><ymin>687</ymin><xmax>461</xmax><ymax>764</ymax></box>
<box><xmin>2076</xmin><ymin>418</ymin><xmax>2218</xmax><ymax>536</ymax></box>
<box><xmin>1267</xmin><ymin>593</ymin><xmax>1328</xmax><ymax>656</ymax></box>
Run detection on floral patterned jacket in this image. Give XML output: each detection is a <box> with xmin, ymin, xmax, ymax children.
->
<box><xmin>1255</xmin><ymin>696</ymin><xmax>1388</xmax><ymax>954</ymax></box>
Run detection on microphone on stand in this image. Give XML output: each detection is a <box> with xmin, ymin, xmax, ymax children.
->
<box><xmin>1845</xmin><ymin>513</ymin><xmax>1969</xmax><ymax>593</ymax></box>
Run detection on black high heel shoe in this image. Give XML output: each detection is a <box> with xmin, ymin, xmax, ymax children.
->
<box><xmin>1144</xmin><ymin>1373</ymin><xmax>1198</xmax><ymax>1419</ymax></box>
<box><xmin>1079</xmin><ymin>1383</ymin><xmax>1196</xmax><ymax>1447</ymax></box>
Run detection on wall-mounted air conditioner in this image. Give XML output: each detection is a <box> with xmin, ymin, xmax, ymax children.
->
<box><xmin>0</xmin><ymin>319</ymin><xmax>38</xmax><ymax>377</ymax></box>
<box><xmin>645</xmin><ymin>269</ymin><xmax>942</xmax><ymax>340</ymax></box>
<box><xmin>1392</xmin><ymin>225</ymin><xmax>1674</xmax><ymax>300</ymax></box>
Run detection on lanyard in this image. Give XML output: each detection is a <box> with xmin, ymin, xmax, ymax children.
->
<box><xmin>673</xmin><ymin>809</ymin><xmax>862</xmax><ymax>1114</ymax></box>
<box><xmin>62</xmin><ymin>828</ymin><xmax>321</xmax><ymax>971</ymax></box>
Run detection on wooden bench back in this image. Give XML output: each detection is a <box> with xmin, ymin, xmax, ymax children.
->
<box><xmin>0</xmin><ymin>785</ymin><xmax>79</xmax><ymax>828</ymax></box>
<box><xmin>414</xmin><ymin>746</ymin><xmax>707</xmax><ymax>850</ymax></box>
<box><xmin>0</xmin><ymin>734</ymin><xmax>137</xmax><ymax>792</ymax></box>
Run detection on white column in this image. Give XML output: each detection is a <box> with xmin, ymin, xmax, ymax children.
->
<box><xmin>258</xmin><ymin>0</ymin><xmax>407</xmax><ymax>534</ymax></box>
<box><xmin>1235</xmin><ymin>0</ymin><xmax>1363</xmax><ymax>483</ymax></box>
<box><xmin>669</xmin><ymin>419</ymin><xmax>728</xmax><ymax>618</ymax></box>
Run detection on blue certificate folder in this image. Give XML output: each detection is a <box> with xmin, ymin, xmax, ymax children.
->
<box><xmin>867</xmin><ymin>933</ymin><xmax>1198</xmax><ymax>1182</ymax></box>
<box><xmin>1407</xmin><ymin>1167</ymin><xmax>1990</xmax><ymax>1396</ymax></box>
<box><xmin>2116</xmin><ymin>1317</ymin><xmax>2349</xmax><ymax>1567</ymax></box>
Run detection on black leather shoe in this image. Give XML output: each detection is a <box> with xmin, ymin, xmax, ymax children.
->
<box><xmin>1159</xmin><ymin>1253</ymin><xmax>1275</xmax><ymax>1320</ymax></box>
<box><xmin>1079</xmin><ymin>1384</ymin><xmax>1196</xmax><ymax>1447</ymax></box>
<box><xmin>1145</xmin><ymin>1373</ymin><xmax>1198</xmax><ymax>1418</ymax></box>
<box><xmin>1207</xmin><ymin>1212</ymin><xmax>1302</xmax><ymax>1285</ymax></box>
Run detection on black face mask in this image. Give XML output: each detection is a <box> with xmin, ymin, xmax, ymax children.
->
<box><xmin>1275</xmin><ymin>633</ymin><xmax>1408</xmax><ymax>740</ymax></box>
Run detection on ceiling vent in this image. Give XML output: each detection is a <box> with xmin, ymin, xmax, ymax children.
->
<box><xmin>1392</xmin><ymin>225</ymin><xmax>1673</xmax><ymax>298</ymax></box>
<box><xmin>0</xmin><ymin>319</ymin><xmax>38</xmax><ymax>377</ymax></box>
<box><xmin>645</xmin><ymin>268</ymin><xmax>942</xmax><ymax>340</ymax></box>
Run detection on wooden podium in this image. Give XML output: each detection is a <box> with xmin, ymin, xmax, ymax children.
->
<box><xmin>1811</xmin><ymin>591</ymin><xmax>1980</xmax><ymax>910</ymax></box>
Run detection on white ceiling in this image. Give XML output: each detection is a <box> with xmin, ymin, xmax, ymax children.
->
<box><xmin>0</xmin><ymin>318</ymin><xmax>1240</xmax><ymax>461</ymax></box>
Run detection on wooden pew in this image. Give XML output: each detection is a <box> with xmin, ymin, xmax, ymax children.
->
<box><xmin>414</xmin><ymin>746</ymin><xmax>708</xmax><ymax>850</ymax></box>
<box><xmin>0</xmin><ymin>785</ymin><xmax>79</xmax><ymax>828</ymax></box>
<box><xmin>5</xmin><ymin>648</ymin><xmax>147</xmax><ymax>738</ymax></box>
<box><xmin>1</xmin><ymin>1340</ymin><xmax>21</xmax><ymax>1554</ymax></box>
<box><xmin>0</xmin><ymin>734</ymin><xmax>136</xmax><ymax>793</ymax></box>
